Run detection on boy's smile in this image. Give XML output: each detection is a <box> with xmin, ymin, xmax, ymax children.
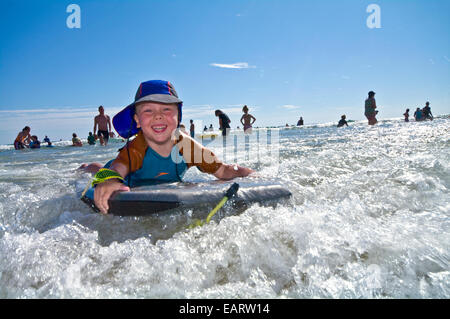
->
<box><xmin>151</xmin><ymin>124</ymin><xmax>168</xmax><ymax>134</ymax></box>
<box><xmin>134</xmin><ymin>101</ymin><xmax>179</xmax><ymax>152</ymax></box>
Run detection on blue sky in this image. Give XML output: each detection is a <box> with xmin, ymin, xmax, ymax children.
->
<box><xmin>0</xmin><ymin>0</ymin><xmax>449</xmax><ymax>144</ymax></box>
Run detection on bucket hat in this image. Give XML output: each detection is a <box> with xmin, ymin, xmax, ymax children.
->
<box><xmin>113</xmin><ymin>80</ymin><xmax>183</xmax><ymax>138</ymax></box>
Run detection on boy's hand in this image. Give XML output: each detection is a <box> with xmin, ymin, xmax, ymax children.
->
<box><xmin>214</xmin><ymin>164</ymin><xmax>254</xmax><ymax>180</ymax></box>
<box><xmin>94</xmin><ymin>179</ymin><xmax>130</xmax><ymax>214</ymax></box>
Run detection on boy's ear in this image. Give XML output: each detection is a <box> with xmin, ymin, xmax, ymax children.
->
<box><xmin>133</xmin><ymin>114</ymin><xmax>141</xmax><ymax>128</ymax></box>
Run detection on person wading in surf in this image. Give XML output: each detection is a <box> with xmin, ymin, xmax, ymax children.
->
<box><xmin>94</xmin><ymin>106</ymin><xmax>113</xmax><ymax>146</ymax></box>
<box><xmin>365</xmin><ymin>91</ymin><xmax>379</xmax><ymax>125</ymax></box>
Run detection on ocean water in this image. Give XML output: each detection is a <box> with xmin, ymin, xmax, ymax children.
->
<box><xmin>0</xmin><ymin>117</ymin><xmax>449</xmax><ymax>298</ymax></box>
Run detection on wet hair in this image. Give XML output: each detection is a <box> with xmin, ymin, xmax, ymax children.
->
<box><xmin>73</xmin><ymin>133</ymin><xmax>77</xmax><ymax>137</ymax></box>
<box><xmin>341</xmin><ymin>115</ymin><xmax>346</xmax><ymax>119</ymax></box>
<box><xmin>22</xmin><ymin>126</ymin><xmax>30</xmax><ymax>132</ymax></box>
<box><xmin>215</xmin><ymin>110</ymin><xmax>222</xmax><ymax>116</ymax></box>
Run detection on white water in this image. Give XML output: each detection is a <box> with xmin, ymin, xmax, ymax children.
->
<box><xmin>0</xmin><ymin>117</ymin><xmax>449</xmax><ymax>298</ymax></box>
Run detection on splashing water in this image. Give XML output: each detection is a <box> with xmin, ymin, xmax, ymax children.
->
<box><xmin>0</xmin><ymin>117</ymin><xmax>449</xmax><ymax>298</ymax></box>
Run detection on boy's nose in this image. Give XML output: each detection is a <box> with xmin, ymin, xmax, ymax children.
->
<box><xmin>153</xmin><ymin>110</ymin><xmax>164</xmax><ymax>119</ymax></box>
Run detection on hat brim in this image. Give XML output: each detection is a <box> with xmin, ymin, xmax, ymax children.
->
<box><xmin>135</xmin><ymin>94</ymin><xmax>182</xmax><ymax>105</ymax></box>
<box><xmin>113</xmin><ymin>103</ymin><xmax>138</xmax><ymax>139</ymax></box>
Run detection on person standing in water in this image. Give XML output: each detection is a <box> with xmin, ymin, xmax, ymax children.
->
<box><xmin>364</xmin><ymin>91</ymin><xmax>378</xmax><ymax>125</ymax></box>
<box><xmin>240</xmin><ymin>105</ymin><xmax>256</xmax><ymax>134</ymax></box>
<box><xmin>14</xmin><ymin>126</ymin><xmax>31</xmax><ymax>150</ymax></box>
<box><xmin>72</xmin><ymin>133</ymin><xmax>83</xmax><ymax>147</ymax></box>
<box><xmin>414</xmin><ymin>107</ymin><xmax>424</xmax><ymax>121</ymax></box>
<box><xmin>422</xmin><ymin>102</ymin><xmax>433</xmax><ymax>120</ymax></box>
<box><xmin>94</xmin><ymin>106</ymin><xmax>113</xmax><ymax>146</ymax></box>
<box><xmin>87</xmin><ymin>132</ymin><xmax>96</xmax><ymax>145</ymax></box>
<box><xmin>29</xmin><ymin>135</ymin><xmax>41</xmax><ymax>149</ymax></box>
<box><xmin>189</xmin><ymin>119</ymin><xmax>195</xmax><ymax>138</ymax></box>
<box><xmin>215</xmin><ymin>110</ymin><xmax>231</xmax><ymax>136</ymax></box>
<box><xmin>337</xmin><ymin>115</ymin><xmax>348</xmax><ymax>127</ymax></box>
<box><xmin>297</xmin><ymin>117</ymin><xmax>304</xmax><ymax>126</ymax></box>
<box><xmin>403</xmin><ymin>109</ymin><xmax>410</xmax><ymax>122</ymax></box>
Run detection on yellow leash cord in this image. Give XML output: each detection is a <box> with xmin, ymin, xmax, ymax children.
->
<box><xmin>80</xmin><ymin>179</ymin><xmax>92</xmax><ymax>199</ymax></box>
<box><xmin>189</xmin><ymin>183</ymin><xmax>240</xmax><ymax>228</ymax></box>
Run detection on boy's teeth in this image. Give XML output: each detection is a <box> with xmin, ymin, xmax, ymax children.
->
<box><xmin>153</xmin><ymin>125</ymin><xmax>166</xmax><ymax>131</ymax></box>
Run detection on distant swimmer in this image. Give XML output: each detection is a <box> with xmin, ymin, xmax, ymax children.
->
<box><xmin>297</xmin><ymin>117</ymin><xmax>304</xmax><ymax>126</ymax></box>
<box><xmin>364</xmin><ymin>91</ymin><xmax>378</xmax><ymax>125</ymax></box>
<box><xmin>14</xmin><ymin>126</ymin><xmax>31</xmax><ymax>150</ymax></box>
<box><xmin>29</xmin><ymin>135</ymin><xmax>41</xmax><ymax>149</ymax></box>
<box><xmin>72</xmin><ymin>133</ymin><xmax>83</xmax><ymax>147</ymax></box>
<box><xmin>414</xmin><ymin>107</ymin><xmax>423</xmax><ymax>121</ymax></box>
<box><xmin>403</xmin><ymin>109</ymin><xmax>410</xmax><ymax>122</ymax></box>
<box><xmin>190</xmin><ymin>119</ymin><xmax>195</xmax><ymax>138</ymax></box>
<box><xmin>240</xmin><ymin>105</ymin><xmax>256</xmax><ymax>134</ymax></box>
<box><xmin>337</xmin><ymin>115</ymin><xmax>348</xmax><ymax>127</ymax></box>
<box><xmin>94</xmin><ymin>105</ymin><xmax>113</xmax><ymax>146</ymax></box>
<box><xmin>208</xmin><ymin>124</ymin><xmax>214</xmax><ymax>131</ymax></box>
<box><xmin>87</xmin><ymin>132</ymin><xmax>96</xmax><ymax>145</ymax></box>
<box><xmin>215</xmin><ymin>110</ymin><xmax>231</xmax><ymax>136</ymax></box>
<box><xmin>43</xmin><ymin>136</ymin><xmax>50</xmax><ymax>144</ymax></box>
<box><xmin>422</xmin><ymin>102</ymin><xmax>433</xmax><ymax>120</ymax></box>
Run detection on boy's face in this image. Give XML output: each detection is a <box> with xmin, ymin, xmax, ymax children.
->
<box><xmin>134</xmin><ymin>102</ymin><xmax>179</xmax><ymax>145</ymax></box>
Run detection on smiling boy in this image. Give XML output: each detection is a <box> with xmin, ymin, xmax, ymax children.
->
<box><xmin>93</xmin><ymin>80</ymin><xmax>253</xmax><ymax>214</ymax></box>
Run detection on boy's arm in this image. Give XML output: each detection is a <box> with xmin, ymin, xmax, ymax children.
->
<box><xmin>177</xmin><ymin>132</ymin><xmax>253</xmax><ymax>179</ymax></box>
<box><xmin>177</xmin><ymin>132</ymin><xmax>222</xmax><ymax>174</ymax></box>
<box><xmin>94</xmin><ymin>131</ymin><xmax>147</xmax><ymax>214</ymax></box>
<box><xmin>93</xmin><ymin>162</ymin><xmax>130</xmax><ymax>214</ymax></box>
